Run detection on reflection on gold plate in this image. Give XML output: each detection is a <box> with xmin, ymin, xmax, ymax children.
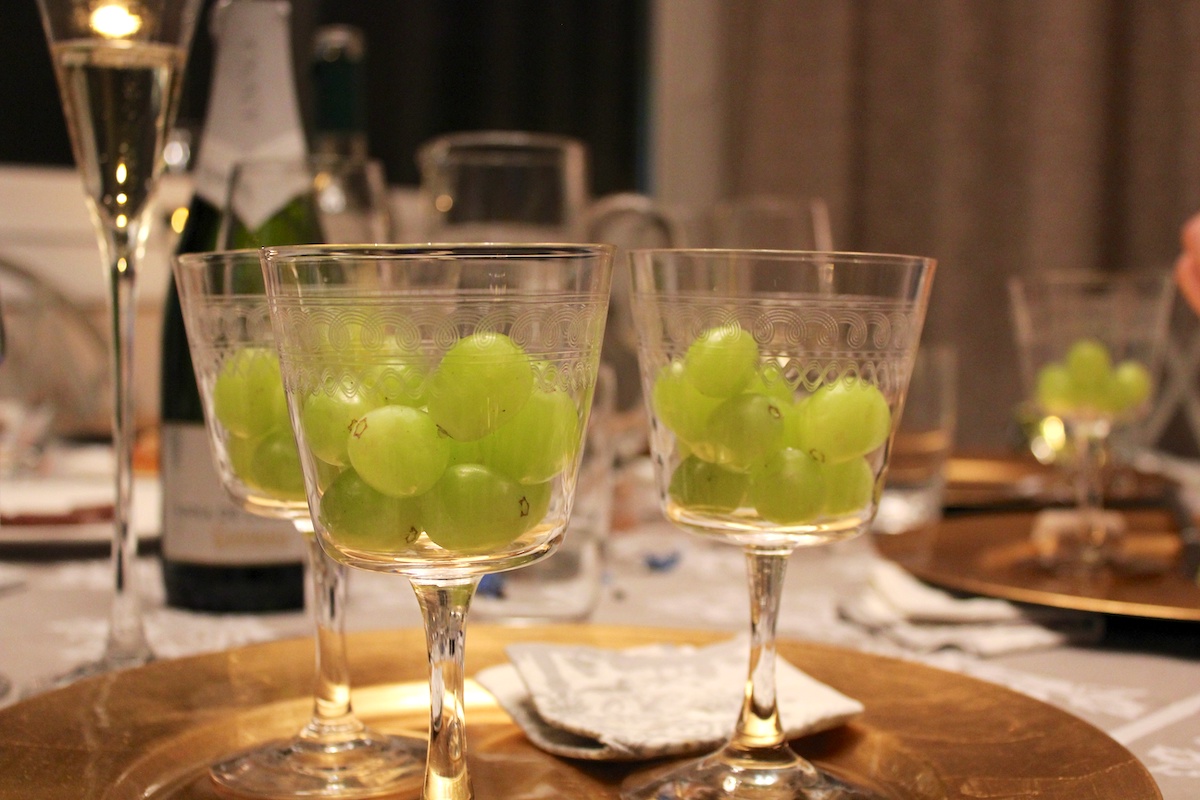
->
<box><xmin>943</xmin><ymin>452</ymin><xmax>1167</xmax><ymax>510</ymax></box>
<box><xmin>0</xmin><ymin>626</ymin><xmax>1160</xmax><ymax>799</ymax></box>
<box><xmin>877</xmin><ymin>509</ymin><xmax>1200</xmax><ymax>622</ymax></box>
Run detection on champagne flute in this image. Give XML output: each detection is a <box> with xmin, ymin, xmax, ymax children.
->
<box><xmin>624</xmin><ymin>249</ymin><xmax>934</xmax><ymax>800</ymax></box>
<box><xmin>262</xmin><ymin>243</ymin><xmax>613</xmax><ymax>800</ymax></box>
<box><xmin>173</xmin><ymin>250</ymin><xmax>425</xmax><ymax>797</ymax></box>
<box><xmin>1008</xmin><ymin>269</ymin><xmax>1174</xmax><ymax>571</ymax></box>
<box><xmin>34</xmin><ymin>0</ymin><xmax>202</xmax><ymax>686</ymax></box>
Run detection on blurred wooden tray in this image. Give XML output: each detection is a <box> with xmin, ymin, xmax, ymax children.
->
<box><xmin>0</xmin><ymin>625</ymin><xmax>1160</xmax><ymax>799</ymax></box>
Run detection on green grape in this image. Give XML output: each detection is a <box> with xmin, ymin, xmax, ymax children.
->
<box><xmin>749</xmin><ymin>448</ymin><xmax>826</xmax><ymax>525</ymax></box>
<box><xmin>212</xmin><ymin>346</ymin><xmax>290</xmax><ymax>438</ymax></box>
<box><xmin>249</xmin><ymin>429</ymin><xmax>306</xmax><ymax>501</ymax></box>
<box><xmin>427</xmin><ymin>332</ymin><xmax>534</xmax><ymax>441</ymax></box>
<box><xmin>668</xmin><ymin>456</ymin><xmax>748</xmax><ymax>513</ymax></box>
<box><xmin>346</xmin><ymin>405</ymin><xmax>450</xmax><ymax>497</ymax></box>
<box><xmin>477</xmin><ymin>386</ymin><xmax>579</xmax><ymax>484</ymax></box>
<box><xmin>652</xmin><ymin>360</ymin><xmax>722</xmax><ymax>446</ymax></box>
<box><xmin>821</xmin><ymin>457</ymin><xmax>875</xmax><ymax>516</ymax></box>
<box><xmin>521</xmin><ymin>479</ymin><xmax>553</xmax><ymax>532</ymax></box>
<box><xmin>319</xmin><ymin>468</ymin><xmax>424</xmax><ymax>551</ymax></box>
<box><xmin>704</xmin><ymin>392</ymin><xmax>786</xmax><ymax>472</ymax></box>
<box><xmin>1035</xmin><ymin>363</ymin><xmax>1075</xmax><ymax>414</ymax></box>
<box><xmin>225</xmin><ymin>432</ymin><xmax>260</xmax><ymax>487</ymax></box>
<box><xmin>683</xmin><ymin>323</ymin><xmax>759</xmax><ymax>398</ymax></box>
<box><xmin>301</xmin><ymin>387</ymin><xmax>379</xmax><ymax>467</ymax></box>
<box><xmin>423</xmin><ymin>464</ymin><xmax>537</xmax><ymax>552</ymax></box>
<box><xmin>1065</xmin><ymin>338</ymin><xmax>1113</xmax><ymax>403</ymax></box>
<box><xmin>789</xmin><ymin>379</ymin><xmax>892</xmax><ymax>464</ymax></box>
<box><xmin>746</xmin><ymin>362</ymin><xmax>795</xmax><ymax>405</ymax></box>
<box><xmin>1112</xmin><ymin>360</ymin><xmax>1151</xmax><ymax>412</ymax></box>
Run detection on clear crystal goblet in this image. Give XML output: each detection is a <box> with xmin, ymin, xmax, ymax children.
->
<box><xmin>623</xmin><ymin>248</ymin><xmax>934</xmax><ymax>800</ymax></box>
<box><xmin>173</xmin><ymin>249</ymin><xmax>425</xmax><ymax>798</ymax></box>
<box><xmin>1008</xmin><ymin>269</ymin><xmax>1174</xmax><ymax>571</ymax></box>
<box><xmin>262</xmin><ymin>243</ymin><xmax>614</xmax><ymax>800</ymax></box>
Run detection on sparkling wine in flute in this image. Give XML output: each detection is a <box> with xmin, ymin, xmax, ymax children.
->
<box><xmin>51</xmin><ymin>40</ymin><xmax>184</xmax><ymax>228</ymax></box>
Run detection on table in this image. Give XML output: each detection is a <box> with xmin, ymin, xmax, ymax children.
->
<box><xmin>1</xmin><ymin>513</ymin><xmax>1198</xmax><ymax>798</ymax></box>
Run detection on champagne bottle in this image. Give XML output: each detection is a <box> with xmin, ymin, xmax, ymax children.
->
<box><xmin>311</xmin><ymin>24</ymin><xmax>369</xmax><ymax>162</ymax></box>
<box><xmin>160</xmin><ymin>0</ymin><xmax>308</xmax><ymax>612</ymax></box>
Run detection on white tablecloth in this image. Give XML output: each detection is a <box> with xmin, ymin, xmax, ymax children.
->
<box><xmin>1</xmin><ymin>521</ymin><xmax>1198</xmax><ymax>798</ymax></box>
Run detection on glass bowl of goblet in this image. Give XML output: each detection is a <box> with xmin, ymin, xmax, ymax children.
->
<box><xmin>1008</xmin><ymin>269</ymin><xmax>1175</xmax><ymax>572</ymax></box>
<box><xmin>261</xmin><ymin>243</ymin><xmax>614</xmax><ymax>800</ymax></box>
<box><xmin>624</xmin><ymin>248</ymin><xmax>934</xmax><ymax>800</ymax></box>
<box><xmin>172</xmin><ymin>249</ymin><xmax>425</xmax><ymax>798</ymax></box>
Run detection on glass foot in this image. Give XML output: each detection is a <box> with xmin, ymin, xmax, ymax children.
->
<box><xmin>21</xmin><ymin>646</ymin><xmax>153</xmax><ymax>699</ymax></box>
<box><xmin>622</xmin><ymin>745</ymin><xmax>887</xmax><ymax>800</ymax></box>
<box><xmin>210</xmin><ymin>729</ymin><xmax>425</xmax><ymax>798</ymax></box>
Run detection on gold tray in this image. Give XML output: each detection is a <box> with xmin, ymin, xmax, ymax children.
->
<box><xmin>0</xmin><ymin>625</ymin><xmax>1159</xmax><ymax>799</ymax></box>
<box><xmin>876</xmin><ymin>509</ymin><xmax>1200</xmax><ymax>621</ymax></box>
<box><xmin>943</xmin><ymin>452</ymin><xmax>1168</xmax><ymax>509</ymax></box>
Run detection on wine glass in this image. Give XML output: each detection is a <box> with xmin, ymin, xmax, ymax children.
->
<box><xmin>623</xmin><ymin>249</ymin><xmax>934</xmax><ymax>800</ymax></box>
<box><xmin>222</xmin><ymin>155</ymin><xmax>393</xmax><ymax>249</ymax></box>
<box><xmin>1008</xmin><ymin>269</ymin><xmax>1174</xmax><ymax>571</ymax></box>
<box><xmin>34</xmin><ymin>0</ymin><xmax>202</xmax><ymax>687</ymax></box>
<box><xmin>172</xmin><ymin>249</ymin><xmax>425</xmax><ymax>797</ymax></box>
<box><xmin>261</xmin><ymin>243</ymin><xmax>614</xmax><ymax>800</ymax></box>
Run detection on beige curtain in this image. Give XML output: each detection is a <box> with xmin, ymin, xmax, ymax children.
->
<box><xmin>713</xmin><ymin>0</ymin><xmax>1200</xmax><ymax>452</ymax></box>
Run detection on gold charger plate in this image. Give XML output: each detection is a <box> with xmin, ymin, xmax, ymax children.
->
<box><xmin>0</xmin><ymin>625</ymin><xmax>1160</xmax><ymax>800</ymax></box>
<box><xmin>943</xmin><ymin>452</ymin><xmax>1168</xmax><ymax>509</ymax></box>
<box><xmin>876</xmin><ymin>509</ymin><xmax>1200</xmax><ymax>621</ymax></box>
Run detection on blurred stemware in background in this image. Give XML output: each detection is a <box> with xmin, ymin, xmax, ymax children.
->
<box><xmin>33</xmin><ymin>0</ymin><xmax>202</xmax><ymax>689</ymax></box>
<box><xmin>1009</xmin><ymin>269</ymin><xmax>1175</xmax><ymax>572</ymax></box>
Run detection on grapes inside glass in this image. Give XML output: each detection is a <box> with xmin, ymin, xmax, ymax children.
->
<box><xmin>172</xmin><ymin>250</ymin><xmax>425</xmax><ymax>798</ymax></box>
<box><xmin>1008</xmin><ymin>269</ymin><xmax>1174</xmax><ymax>571</ymax></box>
<box><xmin>261</xmin><ymin>243</ymin><xmax>614</xmax><ymax>800</ymax></box>
<box><xmin>34</xmin><ymin>0</ymin><xmax>202</xmax><ymax>688</ymax></box>
<box><xmin>624</xmin><ymin>249</ymin><xmax>934</xmax><ymax>800</ymax></box>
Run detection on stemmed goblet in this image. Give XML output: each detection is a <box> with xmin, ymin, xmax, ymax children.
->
<box><xmin>173</xmin><ymin>250</ymin><xmax>424</xmax><ymax>798</ymax></box>
<box><xmin>35</xmin><ymin>0</ymin><xmax>202</xmax><ymax>686</ymax></box>
<box><xmin>1008</xmin><ymin>269</ymin><xmax>1174</xmax><ymax>571</ymax></box>
<box><xmin>624</xmin><ymin>249</ymin><xmax>934</xmax><ymax>799</ymax></box>
<box><xmin>261</xmin><ymin>243</ymin><xmax>613</xmax><ymax>800</ymax></box>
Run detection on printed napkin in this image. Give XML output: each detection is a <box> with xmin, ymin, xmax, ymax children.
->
<box><xmin>475</xmin><ymin>636</ymin><xmax>863</xmax><ymax>761</ymax></box>
<box><xmin>839</xmin><ymin>561</ymin><xmax>1103</xmax><ymax>656</ymax></box>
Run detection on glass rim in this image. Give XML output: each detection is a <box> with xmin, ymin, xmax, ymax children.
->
<box><xmin>627</xmin><ymin>247</ymin><xmax>934</xmax><ymax>265</ymax></box>
<box><xmin>1007</xmin><ymin>267</ymin><xmax>1173</xmax><ymax>290</ymax></box>
<box><xmin>261</xmin><ymin>243</ymin><xmax>616</xmax><ymax>261</ymax></box>
<box><xmin>174</xmin><ymin>248</ymin><xmax>262</xmax><ymax>265</ymax></box>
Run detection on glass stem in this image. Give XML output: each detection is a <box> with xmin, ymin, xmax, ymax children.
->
<box><xmin>1071</xmin><ymin>422</ymin><xmax>1111</xmax><ymax>566</ymax></box>
<box><xmin>297</xmin><ymin>524</ymin><xmax>363</xmax><ymax>741</ymax></box>
<box><xmin>725</xmin><ymin>548</ymin><xmax>806</xmax><ymax>765</ymax></box>
<box><xmin>100</xmin><ymin>225</ymin><xmax>151</xmax><ymax>665</ymax></box>
<box><xmin>412</xmin><ymin>578</ymin><xmax>477</xmax><ymax>800</ymax></box>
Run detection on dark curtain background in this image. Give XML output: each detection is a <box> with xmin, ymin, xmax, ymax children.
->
<box><xmin>0</xmin><ymin>0</ymin><xmax>650</xmax><ymax>195</ymax></box>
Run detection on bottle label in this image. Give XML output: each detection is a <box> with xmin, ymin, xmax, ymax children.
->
<box><xmin>161</xmin><ymin>423</ymin><xmax>305</xmax><ymax>564</ymax></box>
<box><xmin>191</xmin><ymin>0</ymin><xmax>307</xmax><ymax>215</ymax></box>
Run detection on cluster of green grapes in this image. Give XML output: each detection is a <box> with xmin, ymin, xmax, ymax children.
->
<box><xmin>1034</xmin><ymin>338</ymin><xmax>1151</xmax><ymax>419</ymax></box>
<box><xmin>211</xmin><ymin>331</ymin><xmax>579</xmax><ymax>554</ymax></box>
<box><xmin>653</xmin><ymin>323</ymin><xmax>892</xmax><ymax>525</ymax></box>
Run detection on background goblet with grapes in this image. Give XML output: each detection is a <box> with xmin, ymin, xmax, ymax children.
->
<box><xmin>262</xmin><ymin>244</ymin><xmax>613</xmax><ymax>800</ymax></box>
<box><xmin>173</xmin><ymin>249</ymin><xmax>424</xmax><ymax>798</ymax></box>
<box><xmin>1008</xmin><ymin>269</ymin><xmax>1174</xmax><ymax>571</ymax></box>
<box><xmin>625</xmin><ymin>249</ymin><xmax>934</xmax><ymax>800</ymax></box>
